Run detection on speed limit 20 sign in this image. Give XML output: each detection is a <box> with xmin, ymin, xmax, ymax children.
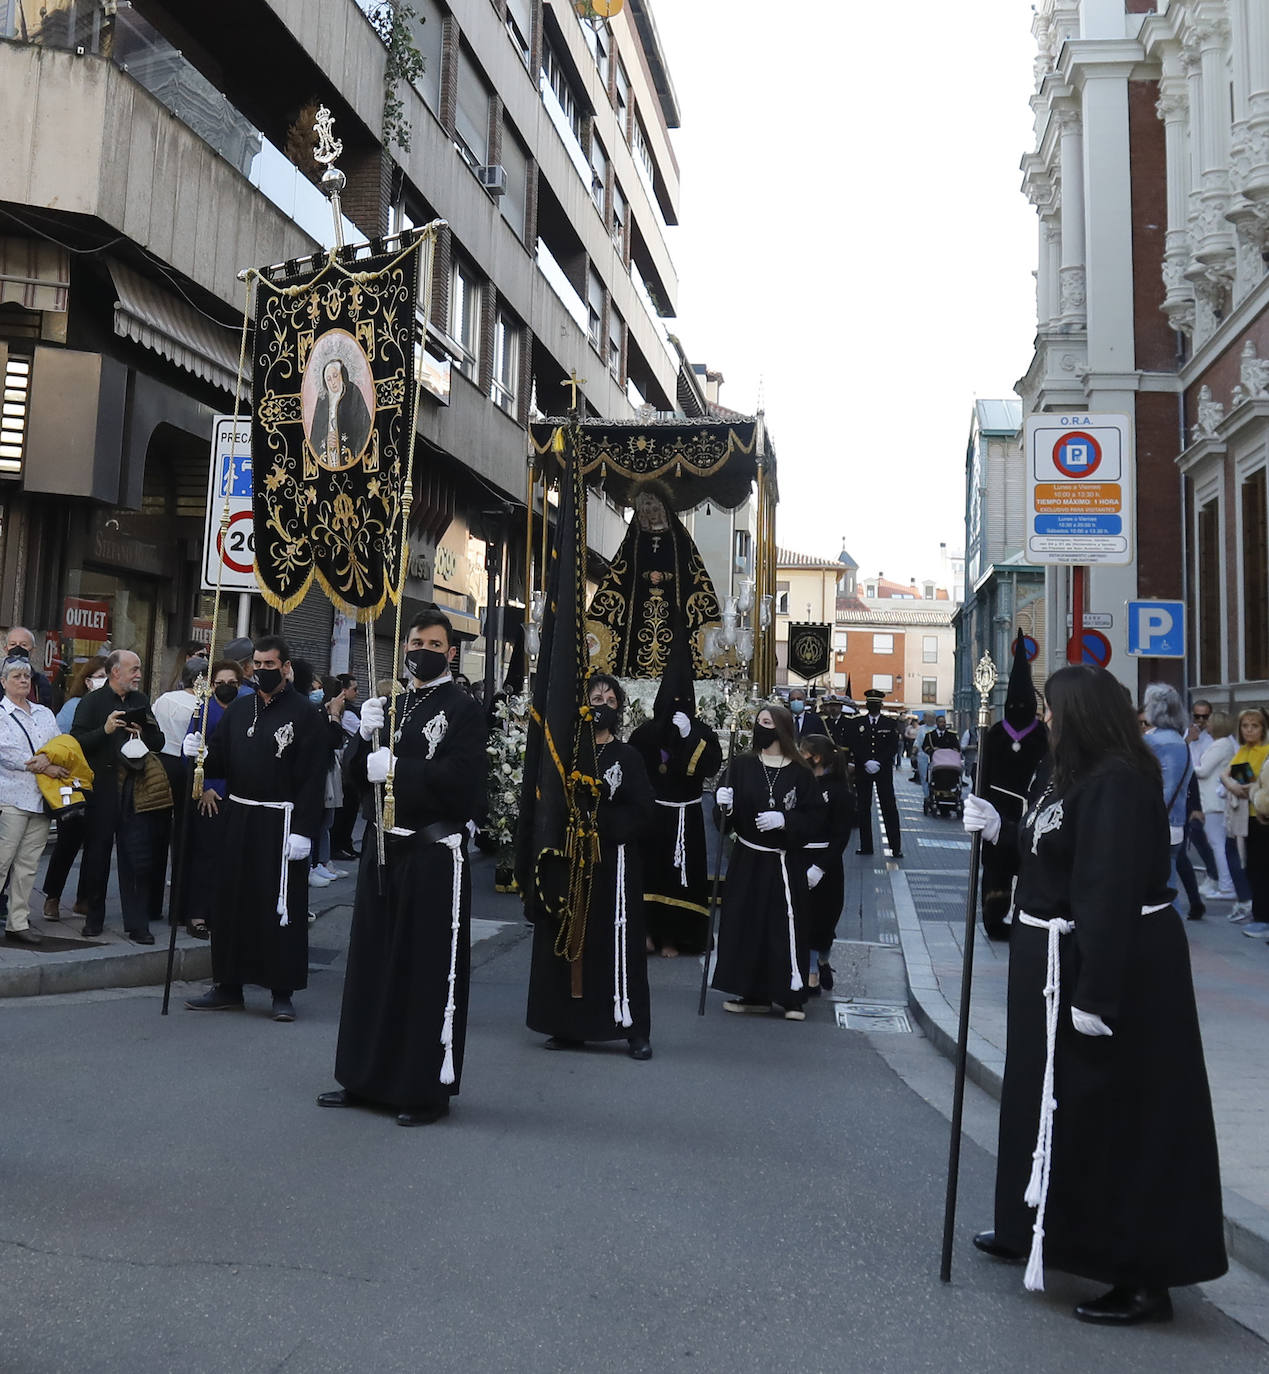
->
<box><xmin>202</xmin><ymin>415</ymin><xmax>257</xmax><ymax>592</ymax></box>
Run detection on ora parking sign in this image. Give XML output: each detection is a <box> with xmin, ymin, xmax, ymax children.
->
<box><xmin>1024</xmin><ymin>413</ymin><xmax>1133</xmax><ymax>566</ymax></box>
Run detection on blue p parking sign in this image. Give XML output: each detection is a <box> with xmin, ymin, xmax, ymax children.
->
<box><xmin>1127</xmin><ymin>600</ymin><xmax>1185</xmax><ymax>658</ymax></box>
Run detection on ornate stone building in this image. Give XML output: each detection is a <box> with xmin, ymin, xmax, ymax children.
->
<box><xmin>1018</xmin><ymin>0</ymin><xmax>1269</xmax><ymax>706</ymax></box>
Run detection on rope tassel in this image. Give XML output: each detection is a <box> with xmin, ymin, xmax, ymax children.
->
<box><xmin>613</xmin><ymin>844</ymin><xmax>632</xmax><ymax>1028</ymax></box>
<box><xmin>439</xmin><ymin>841</ymin><xmax>464</xmax><ymax>1085</ymax></box>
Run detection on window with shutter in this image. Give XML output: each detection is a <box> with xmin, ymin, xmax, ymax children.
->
<box><xmin>455</xmin><ymin>47</ymin><xmax>490</xmax><ymax>166</ymax></box>
<box><xmin>1242</xmin><ymin>468</ymin><xmax>1268</xmax><ymax>679</ymax></box>
<box><xmin>1197</xmin><ymin>498</ymin><xmax>1221</xmax><ymax>684</ymax></box>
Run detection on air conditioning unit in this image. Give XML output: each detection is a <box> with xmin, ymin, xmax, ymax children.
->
<box><xmin>478</xmin><ymin>164</ymin><xmax>507</xmax><ymax>196</ymax></box>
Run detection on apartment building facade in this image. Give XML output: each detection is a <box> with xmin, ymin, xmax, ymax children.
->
<box><xmin>0</xmin><ymin>0</ymin><xmax>694</xmax><ymax>693</ymax></box>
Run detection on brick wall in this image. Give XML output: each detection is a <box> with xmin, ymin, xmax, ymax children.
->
<box><xmin>1133</xmin><ymin>388</ymin><xmax>1185</xmax><ymax>694</ymax></box>
<box><xmin>1128</xmin><ymin>79</ymin><xmax>1173</xmax><ymax>374</ymax></box>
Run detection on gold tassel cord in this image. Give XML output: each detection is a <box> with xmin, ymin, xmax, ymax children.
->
<box><xmin>194</xmin><ymin>273</ymin><xmax>254</xmax><ymax>801</ymax></box>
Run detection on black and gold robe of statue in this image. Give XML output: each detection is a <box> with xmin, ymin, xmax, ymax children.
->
<box><xmin>586</xmin><ymin>515</ymin><xmax>721</xmax><ymax>678</ymax></box>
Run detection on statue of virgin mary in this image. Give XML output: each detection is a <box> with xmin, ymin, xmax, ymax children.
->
<box><xmin>585</xmin><ymin>480</ymin><xmax>721</xmax><ymax>679</ymax></box>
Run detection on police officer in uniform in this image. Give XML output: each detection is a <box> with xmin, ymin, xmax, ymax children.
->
<box><xmin>819</xmin><ymin>694</ymin><xmax>853</xmax><ymax>750</ymax></box>
<box><xmin>842</xmin><ymin>688</ymin><xmax>902</xmax><ymax>858</ymax></box>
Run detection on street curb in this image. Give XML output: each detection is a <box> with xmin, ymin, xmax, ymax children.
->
<box><xmin>0</xmin><ymin>939</ymin><xmax>212</xmax><ymax>999</ymax></box>
<box><xmin>890</xmin><ymin>867</ymin><xmax>1269</xmax><ymax>1285</ymax></box>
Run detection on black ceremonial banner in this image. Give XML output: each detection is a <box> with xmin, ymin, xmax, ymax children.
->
<box><xmin>251</xmin><ymin>237</ymin><xmax>422</xmax><ymax>618</ymax></box>
<box><xmin>788</xmin><ymin>622</ymin><xmax>831</xmax><ymax>681</ymax></box>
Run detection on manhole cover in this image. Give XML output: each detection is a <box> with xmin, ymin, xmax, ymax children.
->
<box><xmin>833</xmin><ymin>1000</ymin><xmax>912</xmax><ymax>1033</ymax></box>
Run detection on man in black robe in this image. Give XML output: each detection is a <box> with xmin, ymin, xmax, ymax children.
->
<box><xmin>841</xmin><ymin>689</ymin><xmax>902</xmax><ymax>858</ymax></box>
<box><xmin>183</xmin><ymin>635</ymin><xmax>326</xmax><ymax>1021</ymax></box>
<box><xmin>317</xmin><ymin>609</ymin><xmax>487</xmax><ymax>1126</ymax></box>
<box><xmin>977</xmin><ymin>633</ymin><xmax>1048</xmax><ymax>941</ymax></box>
<box><xmin>629</xmin><ymin>640</ymin><xmax>722</xmax><ymax>956</ymax></box>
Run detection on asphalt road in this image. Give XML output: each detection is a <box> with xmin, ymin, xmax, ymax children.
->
<box><xmin>0</xmin><ymin>924</ymin><xmax>1264</xmax><ymax>1374</ymax></box>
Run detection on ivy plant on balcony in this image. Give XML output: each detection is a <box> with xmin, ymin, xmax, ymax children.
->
<box><xmin>365</xmin><ymin>2</ymin><xmax>425</xmax><ymax>153</ymax></box>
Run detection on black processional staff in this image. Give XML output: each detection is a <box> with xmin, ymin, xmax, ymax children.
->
<box><xmin>940</xmin><ymin>651</ymin><xmax>999</xmax><ymax>1281</ymax></box>
<box><xmin>698</xmin><ymin>728</ymin><xmax>736</xmax><ymax>1016</ymax></box>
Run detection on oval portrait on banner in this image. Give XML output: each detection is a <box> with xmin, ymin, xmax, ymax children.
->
<box><xmin>302</xmin><ymin>329</ymin><xmax>376</xmax><ymax>471</ymax></box>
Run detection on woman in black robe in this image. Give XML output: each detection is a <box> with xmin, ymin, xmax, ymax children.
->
<box><xmin>526</xmin><ymin>674</ymin><xmax>656</xmax><ymax>1059</ymax></box>
<box><xmin>711</xmin><ymin>703</ymin><xmax>825</xmax><ymax>1019</ymax></box>
<box><xmin>964</xmin><ymin>664</ymin><xmax>1226</xmax><ymax>1325</ymax></box>
<box><xmin>797</xmin><ymin>734</ymin><xmax>855</xmax><ymax>994</ymax></box>
<box><xmin>629</xmin><ymin>644</ymin><xmax>722</xmax><ymax>956</ymax></box>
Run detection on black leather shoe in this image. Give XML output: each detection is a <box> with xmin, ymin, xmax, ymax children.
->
<box><xmin>856</xmin><ymin>848</ymin><xmax>874</xmax><ymax>856</ymax></box>
<box><xmin>544</xmin><ymin>1036</ymin><xmax>584</xmax><ymax>1051</ymax></box>
<box><xmin>128</xmin><ymin>930</ymin><xmax>156</xmax><ymax>945</ymax></box>
<box><xmin>5</xmin><ymin>927</ymin><xmax>42</xmax><ymax>945</ymax></box>
<box><xmin>80</xmin><ymin>923</ymin><xmax>103</xmax><ymax>938</ymax></box>
<box><xmin>332</xmin><ymin>848</ymin><xmax>360</xmax><ymax>861</ymax></box>
<box><xmin>818</xmin><ymin>962</ymin><xmax>834</xmax><ymax>992</ymax></box>
<box><xmin>1074</xmin><ymin>1285</ymin><xmax>1172</xmax><ymax>1325</ymax></box>
<box><xmin>316</xmin><ymin>1089</ymin><xmax>361</xmax><ymax>1108</ymax></box>
<box><xmin>890</xmin><ymin>850</ymin><xmax>903</xmax><ymax>860</ymax></box>
<box><xmin>627</xmin><ymin>1036</ymin><xmax>652</xmax><ymax>1060</ymax></box>
<box><xmin>972</xmin><ymin>1231</ymin><xmax>1025</xmax><ymax>1262</ymax></box>
<box><xmin>397</xmin><ymin>1103</ymin><xmax>449</xmax><ymax>1127</ymax></box>
<box><xmin>185</xmin><ymin>986</ymin><xmax>245</xmax><ymax>1011</ymax></box>
<box><xmin>1187</xmin><ymin>902</ymin><xmax>1205</xmax><ymax>921</ymax></box>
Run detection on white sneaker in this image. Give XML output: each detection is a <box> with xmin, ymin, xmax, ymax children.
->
<box><xmin>308</xmin><ymin>870</ymin><xmax>332</xmax><ymax>888</ymax></box>
<box><xmin>314</xmin><ymin>863</ymin><xmax>343</xmax><ymax>881</ymax></box>
<box><xmin>1229</xmin><ymin>901</ymin><xmax>1252</xmax><ymax>922</ymax></box>
<box><xmin>1198</xmin><ymin>881</ymin><xmax>1222</xmax><ymax>899</ymax></box>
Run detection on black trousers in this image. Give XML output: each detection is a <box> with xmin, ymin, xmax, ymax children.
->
<box><xmin>147</xmin><ymin>755</ymin><xmax>186</xmax><ymax>922</ymax></box>
<box><xmin>855</xmin><ymin>768</ymin><xmax>901</xmax><ymax>854</ymax></box>
<box><xmin>41</xmin><ymin>810</ymin><xmax>88</xmax><ymax>903</ymax></box>
<box><xmin>81</xmin><ymin>779</ymin><xmax>154</xmax><ymax>936</ymax></box>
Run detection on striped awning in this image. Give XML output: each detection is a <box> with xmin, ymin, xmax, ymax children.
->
<box><xmin>107</xmin><ymin>258</ymin><xmax>247</xmax><ymax>398</ymax></box>
<box><xmin>0</xmin><ymin>238</ymin><xmax>69</xmax><ymax>312</ymax></box>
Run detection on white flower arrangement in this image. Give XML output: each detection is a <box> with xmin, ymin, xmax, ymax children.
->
<box><xmin>486</xmin><ymin>691</ymin><xmax>531</xmax><ymax>853</ymax></box>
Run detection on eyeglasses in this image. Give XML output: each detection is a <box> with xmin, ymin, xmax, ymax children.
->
<box><xmin>1193</xmin><ymin>712</ymin><xmax>1211</xmax><ymax>721</ymax></box>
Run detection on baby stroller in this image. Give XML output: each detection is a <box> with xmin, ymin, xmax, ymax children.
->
<box><xmin>924</xmin><ymin>747</ymin><xmax>964</xmax><ymax>818</ymax></box>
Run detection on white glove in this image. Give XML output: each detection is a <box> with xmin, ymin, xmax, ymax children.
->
<box><xmin>672</xmin><ymin>711</ymin><xmax>691</xmax><ymax>738</ymax></box>
<box><xmin>962</xmin><ymin>794</ymin><xmax>1001</xmax><ymax>843</ymax></box>
<box><xmin>1071</xmin><ymin>1006</ymin><xmax>1113</xmax><ymax>1037</ymax></box>
<box><xmin>181</xmin><ymin>731</ymin><xmax>203</xmax><ymax>759</ymax></box>
<box><xmin>359</xmin><ymin>695</ymin><xmax>387</xmax><ymax>741</ymax></box>
<box><xmin>864</xmin><ymin>759</ymin><xmax>881</xmax><ymax>775</ymax></box>
<box><xmin>755</xmin><ymin>810</ymin><xmax>786</xmax><ymax>832</ymax></box>
<box><xmin>715</xmin><ymin>786</ymin><xmax>734</xmax><ymax>810</ymax></box>
<box><xmin>807</xmin><ymin>864</ymin><xmax>824</xmax><ymax>889</ymax></box>
<box><xmin>365</xmin><ymin>746</ymin><xmax>392</xmax><ymax>783</ymax></box>
<box><xmin>440</xmin><ymin>832</ymin><xmax>463</xmax><ymax>850</ymax></box>
<box><xmin>466</xmin><ymin>819</ymin><xmax>478</xmax><ymax>839</ymax></box>
<box><xmin>285</xmin><ymin>834</ymin><xmax>311</xmax><ymax>863</ymax></box>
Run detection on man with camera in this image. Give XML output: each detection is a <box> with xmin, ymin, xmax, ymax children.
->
<box><xmin>71</xmin><ymin>649</ymin><xmax>165</xmax><ymax>942</ymax></box>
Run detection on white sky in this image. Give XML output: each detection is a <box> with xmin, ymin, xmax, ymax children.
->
<box><xmin>654</xmin><ymin>1</ymin><xmax>1040</xmax><ymax>587</ymax></box>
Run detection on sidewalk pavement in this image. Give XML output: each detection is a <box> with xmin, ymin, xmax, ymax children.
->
<box><xmin>886</xmin><ymin>769</ymin><xmax>1269</xmax><ymax>1283</ymax></box>
<box><xmin>0</xmin><ymin>843</ymin><xmax>525</xmax><ymax>1000</ymax></box>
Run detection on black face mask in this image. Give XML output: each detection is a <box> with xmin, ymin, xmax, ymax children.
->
<box><xmin>591</xmin><ymin>703</ymin><xmax>619</xmax><ymax>734</ymax></box>
<box><xmin>753</xmin><ymin>723</ymin><xmax>778</xmax><ymax>749</ymax></box>
<box><xmin>213</xmin><ymin>682</ymin><xmax>239</xmax><ymax>705</ymax></box>
<box><xmin>405</xmin><ymin>647</ymin><xmax>449</xmax><ymax>683</ymax></box>
<box><xmin>6</xmin><ymin>645</ymin><xmax>29</xmax><ymax>659</ymax></box>
<box><xmin>254</xmin><ymin>667</ymin><xmax>283</xmax><ymax>695</ymax></box>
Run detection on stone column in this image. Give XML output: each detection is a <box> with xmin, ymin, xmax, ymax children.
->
<box><xmin>1057</xmin><ymin>105</ymin><xmax>1086</xmax><ymax>327</ymax></box>
<box><xmin>1191</xmin><ymin>8</ymin><xmax>1234</xmax><ymax>269</ymax></box>
<box><xmin>1038</xmin><ymin>217</ymin><xmax>1061</xmax><ymax>329</ymax></box>
<box><xmin>1157</xmin><ymin>67</ymin><xmax>1196</xmax><ymax>335</ymax></box>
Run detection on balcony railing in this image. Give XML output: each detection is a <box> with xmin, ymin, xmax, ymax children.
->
<box><xmin>2</xmin><ymin>3</ymin><xmax>357</xmax><ymax>249</ymax></box>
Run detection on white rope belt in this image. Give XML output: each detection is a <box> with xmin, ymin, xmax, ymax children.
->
<box><xmin>655</xmin><ymin>797</ymin><xmax>700</xmax><ymax>886</ymax></box>
<box><xmin>439</xmin><ymin>838</ymin><xmax>464</xmax><ymax>1085</ymax></box>
<box><xmin>803</xmin><ymin>841</ymin><xmax>829</xmax><ymax>849</ymax></box>
<box><xmin>1015</xmin><ymin>900</ymin><xmax>1173</xmax><ymax>1292</ymax></box>
<box><xmin>738</xmin><ymin>835</ymin><xmax>803</xmax><ymax>992</ymax></box>
<box><xmin>613</xmin><ymin>844</ymin><xmax>632</xmax><ymax>1028</ymax></box>
<box><xmin>229</xmin><ymin>795</ymin><xmax>294</xmax><ymax>925</ymax></box>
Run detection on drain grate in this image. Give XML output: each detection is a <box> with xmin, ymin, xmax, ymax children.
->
<box><xmin>833</xmin><ymin>1000</ymin><xmax>912</xmax><ymax>1033</ymax></box>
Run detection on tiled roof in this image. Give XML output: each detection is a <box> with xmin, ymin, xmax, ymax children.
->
<box><xmin>777</xmin><ymin>547</ymin><xmax>842</xmax><ymax>567</ymax></box>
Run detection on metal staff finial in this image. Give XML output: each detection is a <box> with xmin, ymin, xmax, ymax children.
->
<box><xmin>973</xmin><ymin>652</ymin><xmax>999</xmax><ymax>723</ymax></box>
<box><xmin>313</xmin><ymin>105</ymin><xmax>347</xmax><ymax>250</ymax></box>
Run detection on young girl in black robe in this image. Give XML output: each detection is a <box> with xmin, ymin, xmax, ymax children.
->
<box><xmin>798</xmin><ymin>734</ymin><xmax>855</xmax><ymax>994</ymax></box>
<box><xmin>964</xmin><ymin>664</ymin><xmax>1226</xmax><ymax>1325</ymax></box>
<box><xmin>711</xmin><ymin>703</ymin><xmax>825</xmax><ymax>1019</ymax></box>
<box><xmin>526</xmin><ymin>674</ymin><xmax>656</xmax><ymax>1059</ymax></box>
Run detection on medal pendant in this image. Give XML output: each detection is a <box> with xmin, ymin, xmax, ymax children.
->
<box><xmin>1012</xmin><ymin>741</ymin><xmax>1021</xmax><ymax>753</ymax></box>
<box><xmin>246</xmin><ymin>725</ymin><xmax>255</xmax><ymax>739</ymax></box>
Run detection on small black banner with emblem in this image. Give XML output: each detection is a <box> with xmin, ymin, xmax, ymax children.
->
<box><xmin>788</xmin><ymin>622</ymin><xmax>831</xmax><ymax>682</ymax></box>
